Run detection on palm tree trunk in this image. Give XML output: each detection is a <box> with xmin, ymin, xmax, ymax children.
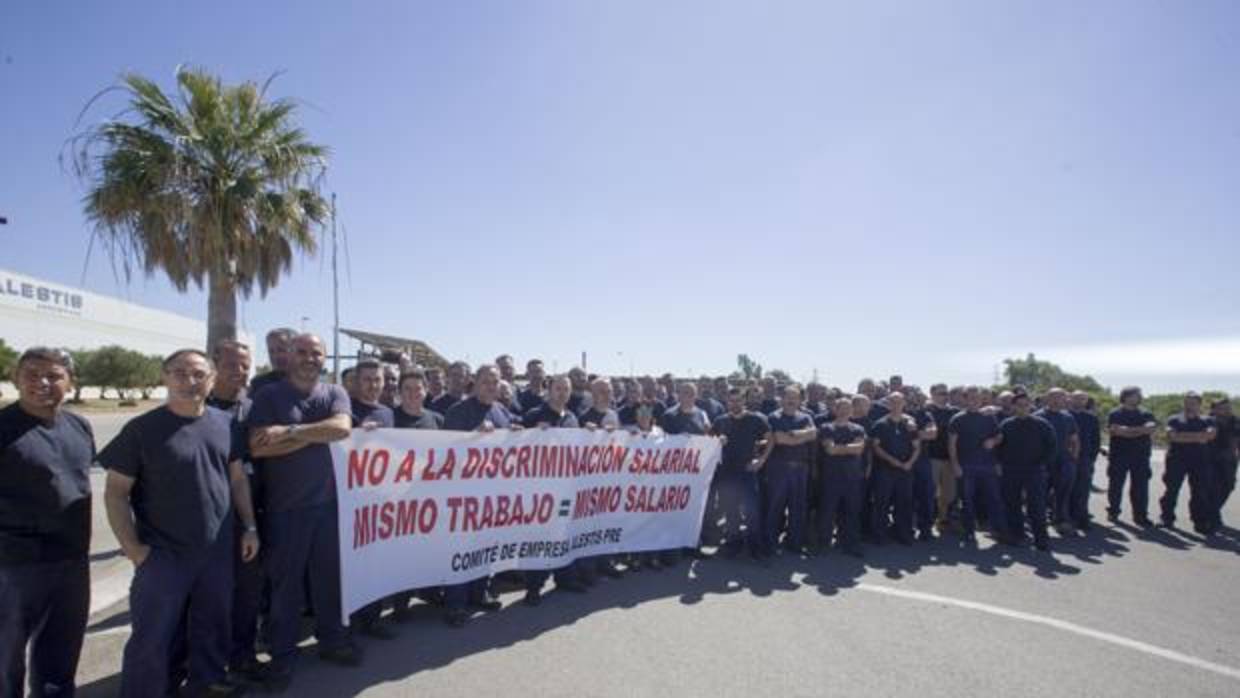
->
<box><xmin>206</xmin><ymin>267</ymin><xmax>237</xmax><ymax>354</ymax></box>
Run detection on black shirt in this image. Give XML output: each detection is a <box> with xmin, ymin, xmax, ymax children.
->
<box><xmin>352</xmin><ymin>402</ymin><xmax>395</xmax><ymax>428</ymax></box>
<box><xmin>516</xmin><ymin>387</ymin><xmax>546</xmax><ymax>414</ymax></box>
<box><xmin>523</xmin><ymin>405</ymin><xmax>580</xmax><ymax>429</ymax></box>
<box><xmin>249</xmin><ymin>370</ymin><xmax>285</xmax><ymax>395</ymax></box>
<box><xmin>870</xmin><ymin>414</ymin><xmax>917</xmax><ymax>464</ymax></box>
<box><xmin>768</xmin><ymin>410</ymin><xmax>815</xmax><ymax>464</ymax></box>
<box><xmin>394</xmin><ymin>407</ymin><xmax>443</xmax><ymax>430</ymax></box>
<box><xmin>1167</xmin><ymin>413</ymin><xmax>1214</xmax><ymax>467</ymax></box>
<box><xmin>713</xmin><ymin>411</ymin><xmax>771</xmax><ymax>470</ymax></box>
<box><xmin>949</xmin><ymin>410</ymin><xmax>999</xmax><ymax>470</ymax></box>
<box><xmin>660</xmin><ymin>406</ymin><xmax>710</xmax><ymax>436</ymax></box>
<box><xmin>1107</xmin><ymin>407</ymin><xmax>1156</xmax><ymax>463</ymax></box>
<box><xmin>618</xmin><ymin>401</ymin><xmax>666</xmax><ymax>427</ymax></box>
<box><xmin>819</xmin><ymin>421</ymin><xmax>867</xmax><ymax>481</ymax></box>
<box><xmin>97</xmin><ymin>406</ymin><xmax>235</xmax><ymax>555</ymax></box>
<box><xmin>997</xmin><ymin>415</ymin><xmax>1057</xmax><ymax>470</ymax></box>
<box><xmin>1072</xmin><ymin>410</ymin><xmax>1101</xmax><ymax>461</ymax></box>
<box><xmin>1210</xmin><ymin>414</ymin><xmax>1238</xmax><ymax>462</ymax></box>
<box><xmin>926</xmin><ymin>404</ymin><xmax>958</xmax><ymax>460</ymax></box>
<box><xmin>696</xmin><ymin>397</ymin><xmax>725</xmax><ymax>421</ymax></box>
<box><xmin>444</xmin><ymin>397</ymin><xmax>513</xmax><ymax>431</ymax></box>
<box><xmin>0</xmin><ymin>404</ymin><xmax>95</xmax><ymax>563</ymax></box>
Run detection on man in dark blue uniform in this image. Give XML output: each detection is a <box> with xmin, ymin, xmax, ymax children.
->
<box><xmin>387</xmin><ymin>370</ymin><xmax>444</xmax><ymax>618</ymax></box>
<box><xmin>247</xmin><ymin>334</ymin><xmax>357</xmax><ymax>690</ymax></box>
<box><xmin>996</xmin><ymin>390</ymin><xmax>1058</xmax><ymax>551</ymax></box>
<box><xmin>100</xmin><ymin>349</ymin><xmax>259</xmax><ymax>698</ymax></box>
<box><xmin>1069</xmin><ymin>391</ymin><xmax>1102</xmax><ymax>531</ymax></box>
<box><xmin>206</xmin><ymin>340</ymin><xmax>266</xmax><ymax>684</ymax></box>
<box><xmin>430</xmin><ymin>361</ymin><xmax>471</xmax><ymax>415</ymax></box>
<box><xmin>908</xmin><ymin>391</ymin><xmax>938</xmax><ymax>541</ymax></box>
<box><xmin>1209</xmin><ymin>399</ymin><xmax>1238</xmax><ymax>527</ymax></box>
<box><xmin>1106</xmin><ymin>387</ymin><xmax>1158</xmax><ymax>526</ymax></box>
<box><xmin>763</xmin><ymin>384</ymin><xmax>817</xmax><ymax>555</ymax></box>
<box><xmin>926</xmin><ymin>384</ymin><xmax>960</xmax><ymax>534</ymax></box>
<box><xmin>818</xmin><ymin>397</ymin><xmax>867</xmax><ymax>557</ymax></box>
<box><xmin>1160</xmin><ymin>393</ymin><xmax>1218</xmax><ymax>534</ymax></box>
<box><xmin>869</xmin><ymin>392</ymin><xmax>919</xmax><ymax>545</ymax></box>
<box><xmin>517</xmin><ymin>359</ymin><xmax>547</xmax><ymax>414</ymax></box>
<box><xmin>619</xmin><ymin>378</ymin><xmax>666</xmax><ymax>427</ymax></box>
<box><xmin>949</xmin><ymin>386</ymin><xmax>1004</xmax><ymax>545</ymax></box>
<box><xmin>442</xmin><ymin>365</ymin><xmax>516</xmax><ymax>626</ymax></box>
<box><xmin>0</xmin><ymin>348</ymin><xmax>94</xmax><ymax>697</ymax></box>
<box><xmin>522</xmin><ymin>376</ymin><xmax>588</xmax><ymax>603</ymax></box>
<box><xmin>711</xmin><ymin>388</ymin><xmax>771</xmax><ymax>559</ymax></box>
<box><xmin>1035</xmin><ymin>389</ymin><xmax>1080</xmax><ymax>535</ymax></box>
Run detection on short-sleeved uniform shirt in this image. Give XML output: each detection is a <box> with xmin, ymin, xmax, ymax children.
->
<box><xmin>0</xmin><ymin>404</ymin><xmax>95</xmax><ymax>564</ymax></box>
<box><xmin>948</xmin><ymin>410</ymin><xmax>999</xmax><ymax>471</ymax></box>
<box><xmin>1107</xmin><ymin>407</ymin><xmax>1156</xmax><ymax>464</ymax></box>
<box><xmin>661</xmin><ymin>407</ymin><xmax>710</xmax><ymax>436</ymax></box>
<box><xmin>249</xmin><ymin>370</ymin><xmax>285</xmax><ymax>396</ymax></box>
<box><xmin>444</xmin><ymin>397</ymin><xmax>513</xmax><ymax>431</ymax></box>
<box><xmin>911</xmin><ymin>409</ymin><xmax>935</xmax><ymax>462</ymax></box>
<box><xmin>619</xmin><ymin>401</ymin><xmax>666</xmax><ymax>427</ymax></box>
<box><xmin>1072</xmin><ymin>410</ymin><xmax>1101</xmax><ymax>462</ymax></box>
<box><xmin>248</xmin><ymin>380</ymin><xmax>352</xmax><ymax>513</ymax></box>
<box><xmin>97</xmin><ymin>406</ymin><xmax>234</xmax><ymax>554</ymax></box>
<box><xmin>927</xmin><ymin>404</ymin><xmax>959</xmax><ymax>461</ymax></box>
<box><xmin>579</xmin><ymin>407</ymin><xmax>621</xmax><ymax>429</ymax></box>
<box><xmin>523</xmin><ymin>405</ymin><xmax>579</xmax><ymax>429</ymax></box>
<box><xmin>768</xmin><ymin>410</ymin><xmax>815</xmax><ymax>465</ymax></box>
<box><xmin>1167</xmin><ymin>413</ymin><xmax>1214</xmax><ymax>468</ymax></box>
<box><xmin>394</xmin><ymin>408</ymin><xmax>443</xmax><ymax>430</ymax></box>
<box><xmin>516</xmin><ymin>388</ymin><xmax>546</xmax><ymax>414</ymax></box>
<box><xmin>997</xmin><ymin>415</ymin><xmax>1057</xmax><ymax>470</ymax></box>
<box><xmin>352</xmin><ymin>401</ymin><xmax>394</xmax><ymax>428</ymax></box>
<box><xmin>819</xmin><ymin>421</ymin><xmax>867</xmax><ymax>481</ymax></box>
<box><xmin>713</xmin><ymin>411</ymin><xmax>771</xmax><ymax>470</ymax></box>
<box><xmin>1035</xmin><ymin>409</ymin><xmax>1079</xmax><ymax>463</ymax></box>
<box><xmin>696</xmin><ymin>397</ymin><xmax>725</xmax><ymax>421</ymax></box>
<box><xmin>870</xmin><ymin>414</ymin><xmax>918</xmax><ymax>465</ymax></box>
<box><xmin>1210</xmin><ymin>414</ymin><xmax>1238</xmax><ymax>463</ymax></box>
<box><xmin>868</xmin><ymin>402</ymin><xmax>890</xmax><ymax>423</ymax></box>
<box><xmin>429</xmin><ymin>393</ymin><xmax>464</xmax><ymax>416</ymax></box>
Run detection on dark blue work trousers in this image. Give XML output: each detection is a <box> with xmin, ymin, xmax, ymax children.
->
<box><xmin>871</xmin><ymin>465</ymin><xmax>914</xmax><ymax>543</ymax></box>
<box><xmin>961</xmin><ymin>467</ymin><xmax>1005</xmax><ymax>537</ymax></box>
<box><xmin>763</xmin><ymin>460</ymin><xmax>809</xmax><ymax>552</ymax></box>
<box><xmin>0</xmin><ymin>557</ymin><xmax>89</xmax><ymax>698</ymax></box>
<box><xmin>818</xmin><ymin>476</ymin><xmax>863</xmax><ymax>550</ymax></box>
<box><xmin>263</xmin><ymin>502</ymin><xmax>348</xmax><ymax>667</ymax></box>
<box><xmin>1001</xmin><ymin>467</ymin><xmax>1048</xmax><ymax>544</ymax></box>
<box><xmin>1106</xmin><ymin>458</ymin><xmax>1151</xmax><ymax>520</ymax></box>
<box><xmin>715</xmin><ymin>468</ymin><xmax>762</xmax><ymax>551</ymax></box>
<box><xmin>121</xmin><ymin>528</ymin><xmax>233</xmax><ymax>698</ymax></box>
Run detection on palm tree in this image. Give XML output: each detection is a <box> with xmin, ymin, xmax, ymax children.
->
<box><xmin>69</xmin><ymin>67</ymin><xmax>329</xmax><ymax>352</ymax></box>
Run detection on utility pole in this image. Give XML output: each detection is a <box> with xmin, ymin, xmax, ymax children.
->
<box><xmin>331</xmin><ymin>192</ymin><xmax>341</xmax><ymax>384</ymax></box>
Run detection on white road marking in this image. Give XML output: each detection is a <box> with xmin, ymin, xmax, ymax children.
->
<box><xmin>857</xmin><ymin>583</ymin><xmax>1240</xmax><ymax>682</ymax></box>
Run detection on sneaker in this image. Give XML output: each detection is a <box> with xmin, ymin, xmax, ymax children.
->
<box><xmin>522</xmin><ymin>590</ymin><xmax>542</xmax><ymax>607</ymax></box>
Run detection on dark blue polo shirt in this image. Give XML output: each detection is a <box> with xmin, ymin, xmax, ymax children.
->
<box><xmin>1167</xmin><ymin>413</ymin><xmax>1214</xmax><ymax>467</ymax></box>
<box><xmin>1072</xmin><ymin>410</ymin><xmax>1101</xmax><ymax>462</ymax></box>
<box><xmin>660</xmin><ymin>406</ymin><xmax>710</xmax><ymax>436</ymax></box>
<box><xmin>948</xmin><ymin>411</ymin><xmax>999</xmax><ymax>471</ymax></box>
<box><xmin>444</xmin><ymin>397</ymin><xmax>513</xmax><ymax>431</ymax></box>
<box><xmin>567</xmin><ymin>392</ymin><xmax>590</xmax><ymax>416</ymax></box>
<box><xmin>523</xmin><ymin>405</ymin><xmax>579</xmax><ymax>429</ymax></box>
<box><xmin>352</xmin><ymin>401</ymin><xmax>395</xmax><ymax>428</ymax></box>
<box><xmin>768</xmin><ymin>410</ymin><xmax>815</xmax><ymax>465</ymax></box>
<box><xmin>696</xmin><ymin>397</ymin><xmax>724</xmax><ymax>421</ymax></box>
<box><xmin>758</xmin><ymin>398</ymin><xmax>780</xmax><ymax>416</ymax></box>
<box><xmin>870</xmin><ymin>414</ymin><xmax>917</xmax><ymax>464</ymax></box>
<box><xmin>1210</xmin><ymin>415</ymin><xmax>1238</xmax><ymax>462</ymax></box>
<box><xmin>1107</xmin><ymin>408</ymin><xmax>1156</xmax><ymax>463</ymax></box>
<box><xmin>248</xmin><ymin>380</ymin><xmax>351</xmax><ymax>513</ymax></box>
<box><xmin>516</xmin><ymin>387</ymin><xmax>546</xmax><ymax>414</ymax></box>
<box><xmin>429</xmin><ymin>393</ymin><xmax>464</xmax><ymax>416</ymax></box>
<box><xmin>819</xmin><ymin>421</ymin><xmax>867</xmax><ymax>481</ymax></box>
<box><xmin>997</xmin><ymin>415</ymin><xmax>1057</xmax><ymax>471</ymax></box>
<box><xmin>1035</xmin><ymin>409</ymin><xmax>1079</xmax><ymax>462</ymax></box>
<box><xmin>0</xmin><ymin>404</ymin><xmax>95</xmax><ymax>564</ymax></box>
<box><xmin>713</xmin><ymin>411</ymin><xmax>771</xmax><ymax>470</ymax></box>
<box><xmin>394</xmin><ymin>407</ymin><xmax>443</xmax><ymax>430</ymax></box>
<box><xmin>618</xmin><ymin>401</ymin><xmax>665</xmax><ymax>427</ymax></box>
<box><xmin>248</xmin><ymin>370</ymin><xmax>285</xmax><ymax>395</ymax></box>
<box><xmin>868</xmin><ymin>402</ymin><xmax>890</xmax><ymax>422</ymax></box>
<box><xmin>97</xmin><ymin>406</ymin><xmax>234</xmax><ymax>555</ymax></box>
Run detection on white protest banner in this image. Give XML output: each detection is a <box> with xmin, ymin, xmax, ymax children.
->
<box><xmin>332</xmin><ymin>427</ymin><xmax>721</xmax><ymax>622</ymax></box>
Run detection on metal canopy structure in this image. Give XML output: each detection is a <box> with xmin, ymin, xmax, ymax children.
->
<box><xmin>339</xmin><ymin>327</ymin><xmax>451</xmax><ymax>369</ymax></box>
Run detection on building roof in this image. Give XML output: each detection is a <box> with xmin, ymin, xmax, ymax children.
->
<box><xmin>339</xmin><ymin>327</ymin><xmax>450</xmax><ymax>369</ymax></box>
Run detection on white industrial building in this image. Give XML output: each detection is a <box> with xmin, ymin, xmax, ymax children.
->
<box><xmin>1</xmin><ymin>267</ymin><xmax>251</xmax><ymax>392</ymax></box>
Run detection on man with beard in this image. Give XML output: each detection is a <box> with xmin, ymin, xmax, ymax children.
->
<box><xmin>1106</xmin><ymin>387</ymin><xmax>1158</xmax><ymax>526</ymax></box>
<box><xmin>711</xmin><ymin>388</ymin><xmax>772</xmax><ymax>560</ymax></box>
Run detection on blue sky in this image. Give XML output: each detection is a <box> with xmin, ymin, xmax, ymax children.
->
<box><xmin>3</xmin><ymin>1</ymin><xmax>1238</xmax><ymax>392</ymax></box>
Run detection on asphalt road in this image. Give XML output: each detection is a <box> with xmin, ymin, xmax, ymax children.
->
<box><xmin>75</xmin><ymin>410</ymin><xmax>1240</xmax><ymax>697</ymax></box>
